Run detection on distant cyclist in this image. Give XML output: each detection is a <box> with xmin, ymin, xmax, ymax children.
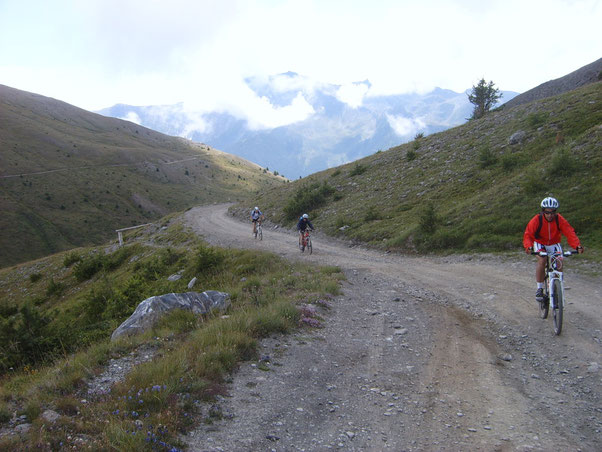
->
<box><xmin>250</xmin><ymin>207</ymin><xmax>264</xmax><ymax>235</ymax></box>
<box><xmin>523</xmin><ymin>197</ymin><xmax>583</xmax><ymax>302</ymax></box>
<box><xmin>297</xmin><ymin>213</ymin><xmax>314</xmax><ymax>247</ymax></box>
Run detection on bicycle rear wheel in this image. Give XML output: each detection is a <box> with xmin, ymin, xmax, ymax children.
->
<box><xmin>539</xmin><ymin>276</ymin><xmax>549</xmax><ymax>319</ymax></box>
<box><xmin>552</xmin><ymin>279</ymin><xmax>563</xmax><ymax>335</ymax></box>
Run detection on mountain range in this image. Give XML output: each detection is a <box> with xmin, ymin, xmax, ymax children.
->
<box><xmin>98</xmin><ymin>73</ymin><xmax>519</xmax><ymax>179</ymax></box>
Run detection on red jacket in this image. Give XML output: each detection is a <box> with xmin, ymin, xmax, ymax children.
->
<box><xmin>523</xmin><ymin>213</ymin><xmax>581</xmax><ymax>250</ymax></box>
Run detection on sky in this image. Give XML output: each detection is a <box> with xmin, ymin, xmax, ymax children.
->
<box><xmin>1</xmin><ymin>0</ymin><xmax>600</xmax><ymax>129</ymax></box>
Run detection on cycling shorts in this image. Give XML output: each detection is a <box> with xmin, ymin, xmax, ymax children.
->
<box><xmin>534</xmin><ymin>242</ymin><xmax>563</xmax><ymax>256</ymax></box>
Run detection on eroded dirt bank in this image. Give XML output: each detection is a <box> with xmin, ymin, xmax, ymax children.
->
<box><xmin>183</xmin><ymin>204</ymin><xmax>601</xmax><ymax>451</ymax></box>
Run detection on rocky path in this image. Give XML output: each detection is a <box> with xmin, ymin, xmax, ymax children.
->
<box><xmin>183</xmin><ymin>204</ymin><xmax>601</xmax><ymax>451</ymax></box>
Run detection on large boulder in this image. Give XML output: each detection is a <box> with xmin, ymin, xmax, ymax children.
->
<box><xmin>111</xmin><ymin>291</ymin><xmax>230</xmax><ymax>340</ymax></box>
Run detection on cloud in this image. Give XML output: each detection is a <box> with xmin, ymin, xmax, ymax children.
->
<box><xmin>386</xmin><ymin>114</ymin><xmax>426</xmax><ymax>137</ymax></box>
<box><xmin>335</xmin><ymin>82</ymin><xmax>371</xmax><ymax>108</ymax></box>
<box><xmin>119</xmin><ymin>111</ymin><xmax>141</xmax><ymax>125</ymax></box>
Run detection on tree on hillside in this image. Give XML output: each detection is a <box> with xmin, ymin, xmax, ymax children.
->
<box><xmin>468</xmin><ymin>78</ymin><xmax>502</xmax><ymax>119</ymax></box>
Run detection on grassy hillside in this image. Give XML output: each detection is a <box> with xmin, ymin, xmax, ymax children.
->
<box><xmin>0</xmin><ymin>215</ymin><xmax>342</xmax><ymax>449</ymax></box>
<box><xmin>0</xmin><ymin>84</ymin><xmax>286</xmax><ymax>267</ymax></box>
<box><xmin>238</xmin><ymin>81</ymin><xmax>602</xmax><ymax>253</ymax></box>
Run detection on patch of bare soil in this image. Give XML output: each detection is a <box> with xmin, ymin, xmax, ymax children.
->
<box><xmin>182</xmin><ymin>204</ymin><xmax>601</xmax><ymax>451</ymax></box>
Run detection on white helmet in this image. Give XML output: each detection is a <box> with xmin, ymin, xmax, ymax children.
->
<box><xmin>541</xmin><ymin>197</ymin><xmax>559</xmax><ymax>210</ymax></box>
<box><xmin>254</xmin><ymin>206</ymin><xmax>259</xmax><ymax>210</ymax></box>
<box><xmin>302</xmin><ymin>213</ymin><xmax>309</xmax><ymax>219</ymax></box>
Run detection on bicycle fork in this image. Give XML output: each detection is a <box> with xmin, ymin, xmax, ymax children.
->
<box><xmin>547</xmin><ymin>271</ymin><xmax>563</xmax><ymax>310</ymax></box>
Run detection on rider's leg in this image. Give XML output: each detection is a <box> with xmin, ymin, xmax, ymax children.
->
<box><xmin>536</xmin><ymin>256</ymin><xmax>546</xmax><ymax>286</ymax></box>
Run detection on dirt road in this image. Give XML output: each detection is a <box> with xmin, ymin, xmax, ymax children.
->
<box><xmin>184</xmin><ymin>204</ymin><xmax>601</xmax><ymax>451</ymax></box>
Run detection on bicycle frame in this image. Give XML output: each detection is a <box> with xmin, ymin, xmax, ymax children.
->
<box><xmin>540</xmin><ymin>251</ymin><xmax>565</xmax><ymax>310</ymax></box>
<box><xmin>302</xmin><ymin>230</ymin><xmax>310</xmax><ymax>246</ymax></box>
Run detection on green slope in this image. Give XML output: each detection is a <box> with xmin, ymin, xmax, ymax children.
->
<box><xmin>0</xmin><ymin>84</ymin><xmax>286</xmax><ymax>267</ymax></box>
<box><xmin>239</xmin><ymin>81</ymin><xmax>602</xmax><ymax>253</ymax></box>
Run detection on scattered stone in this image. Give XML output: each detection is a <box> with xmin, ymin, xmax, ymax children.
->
<box><xmin>499</xmin><ymin>353</ymin><xmax>513</xmax><ymax>362</ymax></box>
<box><xmin>167</xmin><ymin>273</ymin><xmax>182</xmax><ymax>281</ymax></box>
<box><xmin>188</xmin><ymin>277</ymin><xmax>197</xmax><ymax>289</ymax></box>
<box><xmin>14</xmin><ymin>424</ymin><xmax>31</xmax><ymax>434</ymax></box>
<box><xmin>587</xmin><ymin>362</ymin><xmax>599</xmax><ymax>372</ymax></box>
<box><xmin>509</xmin><ymin>130</ymin><xmax>527</xmax><ymax>145</ymax></box>
<box><xmin>41</xmin><ymin>410</ymin><xmax>60</xmax><ymax>423</ymax></box>
<box><xmin>111</xmin><ymin>291</ymin><xmax>230</xmax><ymax>340</ymax></box>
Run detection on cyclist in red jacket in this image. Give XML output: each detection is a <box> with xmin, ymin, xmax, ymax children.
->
<box><xmin>523</xmin><ymin>197</ymin><xmax>584</xmax><ymax>301</ymax></box>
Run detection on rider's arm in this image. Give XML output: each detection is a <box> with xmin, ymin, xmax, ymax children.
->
<box><xmin>557</xmin><ymin>214</ymin><xmax>581</xmax><ymax>250</ymax></box>
<box><xmin>523</xmin><ymin>215</ymin><xmax>538</xmax><ymax>251</ymax></box>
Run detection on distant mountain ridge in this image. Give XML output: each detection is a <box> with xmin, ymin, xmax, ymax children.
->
<box><xmin>0</xmin><ymin>84</ymin><xmax>283</xmax><ymax>267</ymax></box>
<box><xmin>504</xmin><ymin>57</ymin><xmax>602</xmax><ymax>108</ymax></box>
<box><xmin>98</xmin><ymin>74</ymin><xmax>518</xmax><ymax>179</ymax></box>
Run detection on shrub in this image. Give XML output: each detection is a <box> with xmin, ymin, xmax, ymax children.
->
<box><xmin>349</xmin><ymin>164</ymin><xmax>368</xmax><ymax>176</ymax></box>
<box><xmin>46</xmin><ymin>278</ymin><xmax>65</xmax><ymax>297</ymax></box>
<box><xmin>414</xmin><ymin>132</ymin><xmax>424</xmax><ymax>140</ymax></box>
<box><xmin>478</xmin><ymin>146</ymin><xmax>497</xmax><ymax>168</ymax></box>
<box><xmin>63</xmin><ymin>252</ymin><xmax>82</xmax><ymax>267</ymax></box>
<box><xmin>193</xmin><ymin>245</ymin><xmax>224</xmax><ymax>273</ymax></box>
<box><xmin>547</xmin><ymin>148</ymin><xmax>580</xmax><ymax>178</ymax></box>
<box><xmin>406</xmin><ymin>149</ymin><xmax>417</xmax><ymax>161</ymax></box>
<box><xmin>363</xmin><ymin>205</ymin><xmax>382</xmax><ymax>222</ymax></box>
<box><xmin>526</xmin><ymin>112</ymin><xmax>549</xmax><ymax>129</ymax></box>
<box><xmin>29</xmin><ymin>273</ymin><xmax>42</xmax><ymax>283</ymax></box>
<box><xmin>522</xmin><ymin>171</ymin><xmax>547</xmax><ymax>195</ymax></box>
<box><xmin>73</xmin><ymin>255</ymin><xmax>104</xmax><ymax>282</ymax></box>
<box><xmin>500</xmin><ymin>153</ymin><xmax>521</xmax><ymax>172</ymax></box>
<box><xmin>283</xmin><ymin>182</ymin><xmax>335</xmax><ymax>221</ymax></box>
<box><xmin>419</xmin><ymin>202</ymin><xmax>438</xmax><ymax>235</ymax></box>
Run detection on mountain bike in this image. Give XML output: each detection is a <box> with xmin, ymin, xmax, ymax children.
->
<box><xmin>300</xmin><ymin>230</ymin><xmax>312</xmax><ymax>254</ymax></box>
<box><xmin>254</xmin><ymin>221</ymin><xmax>263</xmax><ymax>240</ymax></box>
<box><xmin>531</xmin><ymin>249</ymin><xmax>579</xmax><ymax>335</ymax></box>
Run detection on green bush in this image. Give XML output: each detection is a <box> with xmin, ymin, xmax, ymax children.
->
<box><xmin>364</xmin><ymin>205</ymin><xmax>382</xmax><ymax>222</ymax></box>
<box><xmin>547</xmin><ymin>148</ymin><xmax>580</xmax><ymax>178</ymax></box>
<box><xmin>406</xmin><ymin>149</ymin><xmax>417</xmax><ymax>161</ymax></box>
<box><xmin>526</xmin><ymin>112</ymin><xmax>549</xmax><ymax>129</ymax></box>
<box><xmin>283</xmin><ymin>182</ymin><xmax>335</xmax><ymax>221</ymax></box>
<box><xmin>73</xmin><ymin>255</ymin><xmax>104</xmax><ymax>282</ymax></box>
<box><xmin>419</xmin><ymin>202</ymin><xmax>438</xmax><ymax>235</ymax></box>
<box><xmin>193</xmin><ymin>245</ymin><xmax>224</xmax><ymax>273</ymax></box>
<box><xmin>29</xmin><ymin>273</ymin><xmax>42</xmax><ymax>283</ymax></box>
<box><xmin>522</xmin><ymin>171</ymin><xmax>547</xmax><ymax>195</ymax></box>
<box><xmin>349</xmin><ymin>164</ymin><xmax>368</xmax><ymax>176</ymax></box>
<box><xmin>500</xmin><ymin>153</ymin><xmax>521</xmax><ymax>172</ymax></box>
<box><xmin>478</xmin><ymin>146</ymin><xmax>497</xmax><ymax>168</ymax></box>
<box><xmin>45</xmin><ymin>278</ymin><xmax>65</xmax><ymax>297</ymax></box>
<box><xmin>63</xmin><ymin>252</ymin><xmax>82</xmax><ymax>268</ymax></box>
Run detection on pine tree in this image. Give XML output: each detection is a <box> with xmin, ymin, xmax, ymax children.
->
<box><xmin>468</xmin><ymin>79</ymin><xmax>502</xmax><ymax>119</ymax></box>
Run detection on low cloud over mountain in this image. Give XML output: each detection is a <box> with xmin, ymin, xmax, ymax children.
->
<box><xmin>99</xmin><ymin>73</ymin><xmax>517</xmax><ymax>178</ymax></box>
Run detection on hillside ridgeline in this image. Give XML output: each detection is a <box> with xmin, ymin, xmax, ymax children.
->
<box><xmin>0</xmin><ymin>85</ymin><xmax>285</xmax><ymax>267</ymax></box>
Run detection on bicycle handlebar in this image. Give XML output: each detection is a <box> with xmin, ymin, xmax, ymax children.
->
<box><xmin>530</xmin><ymin>250</ymin><xmax>579</xmax><ymax>257</ymax></box>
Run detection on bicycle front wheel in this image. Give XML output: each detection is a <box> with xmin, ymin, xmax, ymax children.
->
<box><xmin>552</xmin><ymin>279</ymin><xmax>563</xmax><ymax>335</ymax></box>
<box><xmin>258</xmin><ymin>227</ymin><xmax>263</xmax><ymax>241</ymax></box>
<box><xmin>308</xmin><ymin>238</ymin><xmax>312</xmax><ymax>254</ymax></box>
